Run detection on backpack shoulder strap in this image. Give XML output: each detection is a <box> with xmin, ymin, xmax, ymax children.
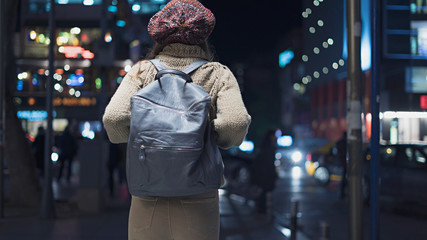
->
<box><xmin>150</xmin><ymin>59</ymin><xmax>168</xmax><ymax>71</ymax></box>
<box><xmin>182</xmin><ymin>60</ymin><xmax>209</xmax><ymax>75</ymax></box>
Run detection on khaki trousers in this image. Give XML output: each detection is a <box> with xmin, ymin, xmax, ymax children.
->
<box><xmin>129</xmin><ymin>190</ymin><xmax>219</xmax><ymax>240</ymax></box>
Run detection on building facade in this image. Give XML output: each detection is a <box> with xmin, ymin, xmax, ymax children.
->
<box><xmin>14</xmin><ymin>0</ymin><xmax>168</xmax><ymax>138</ymax></box>
<box><xmin>286</xmin><ymin>0</ymin><xmax>427</xmax><ymax>144</ymax></box>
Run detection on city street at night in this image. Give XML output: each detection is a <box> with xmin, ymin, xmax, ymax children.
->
<box><xmin>2</xmin><ymin>0</ymin><xmax>427</xmax><ymax>239</ymax></box>
<box><xmin>1</xmin><ymin>166</ymin><xmax>427</xmax><ymax>239</ymax></box>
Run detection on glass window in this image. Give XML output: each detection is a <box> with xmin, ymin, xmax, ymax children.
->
<box><xmin>415</xmin><ymin>149</ymin><xmax>427</xmax><ymax>164</ymax></box>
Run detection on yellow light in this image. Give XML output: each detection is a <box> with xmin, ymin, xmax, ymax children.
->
<box><xmin>313</xmin><ymin>71</ymin><xmax>320</xmax><ymax>78</ymax></box>
<box><xmin>30</xmin><ymin>30</ymin><xmax>37</xmax><ymax>40</ymax></box>
<box><xmin>330</xmin><ymin>174</ymin><xmax>342</xmax><ymax>181</ymax></box>
<box><xmin>332</xmin><ymin>62</ymin><xmax>339</xmax><ymax>69</ymax></box>
<box><xmin>322</xmin><ymin>67</ymin><xmax>329</xmax><ymax>74</ymax></box>
<box><xmin>28</xmin><ymin>98</ymin><xmax>36</xmax><ymax>106</ymax></box>
<box><xmin>305</xmin><ymin>161</ymin><xmax>316</xmax><ymax>176</ymax></box>
<box><xmin>72</xmin><ymin>38</ymin><xmax>79</xmax><ymax>46</ymax></box>
<box><xmin>386</xmin><ymin>148</ymin><xmax>392</xmax><ymax>154</ymax></box>
<box><xmin>302</xmin><ymin>55</ymin><xmax>308</xmax><ymax>62</ymax></box>
<box><xmin>57</xmin><ymin>36</ymin><xmax>69</xmax><ymax>46</ymax></box>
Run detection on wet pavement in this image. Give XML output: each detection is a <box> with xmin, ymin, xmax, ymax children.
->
<box><xmin>272</xmin><ymin>167</ymin><xmax>427</xmax><ymax>240</ymax></box>
<box><xmin>1</xmin><ymin>166</ymin><xmax>427</xmax><ymax>239</ymax></box>
<box><xmin>0</xmin><ymin>178</ymin><xmax>289</xmax><ymax>240</ymax></box>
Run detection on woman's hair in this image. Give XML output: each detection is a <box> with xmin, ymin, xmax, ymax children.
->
<box><xmin>145</xmin><ymin>41</ymin><xmax>216</xmax><ymax>61</ymax></box>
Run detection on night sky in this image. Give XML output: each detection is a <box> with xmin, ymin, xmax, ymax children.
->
<box><xmin>203</xmin><ymin>0</ymin><xmax>302</xmax><ymax>64</ymax></box>
<box><xmin>200</xmin><ymin>1</ymin><xmax>302</xmax><ymax>141</ymax></box>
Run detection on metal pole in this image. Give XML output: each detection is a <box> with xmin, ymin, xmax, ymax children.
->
<box><xmin>0</xmin><ymin>0</ymin><xmax>5</xmax><ymax>219</ymax></box>
<box><xmin>99</xmin><ymin>0</ymin><xmax>108</xmax><ymax>114</ymax></box>
<box><xmin>320</xmin><ymin>221</ymin><xmax>330</xmax><ymax>240</ymax></box>
<box><xmin>40</xmin><ymin>0</ymin><xmax>56</xmax><ymax>219</ymax></box>
<box><xmin>346</xmin><ymin>0</ymin><xmax>363</xmax><ymax>239</ymax></box>
<box><xmin>290</xmin><ymin>200</ymin><xmax>299</xmax><ymax>240</ymax></box>
<box><xmin>370</xmin><ymin>0</ymin><xmax>380</xmax><ymax>239</ymax></box>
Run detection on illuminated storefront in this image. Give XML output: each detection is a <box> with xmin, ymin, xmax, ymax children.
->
<box><xmin>15</xmin><ymin>26</ymin><xmax>129</xmax><ymax>138</ymax></box>
<box><xmin>294</xmin><ymin>0</ymin><xmax>427</xmax><ymax>143</ymax></box>
<box><xmin>15</xmin><ymin>0</ymin><xmax>171</xmax><ymax>138</ymax></box>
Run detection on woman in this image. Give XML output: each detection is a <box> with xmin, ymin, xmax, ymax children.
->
<box><xmin>102</xmin><ymin>0</ymin><xmax>251</xmax><ymax>239</ymax></box>
<box><xmin>252</xmin><ymin>130</ymin><xmax>278</xmax><ymax>215</ymax></box>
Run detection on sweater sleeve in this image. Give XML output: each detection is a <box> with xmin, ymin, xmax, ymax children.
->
<box><xmin>212</xmin><ymin>66</ymin><xmax>251</xmax><ymax>149</ymax></box>
<box><xmin>102</xmin><ymin>61</ymin><xmax>150</xmax><ymax>143</ymax></box>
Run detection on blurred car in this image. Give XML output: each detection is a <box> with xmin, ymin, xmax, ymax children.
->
<box><xmin>304</xmin><ymin>141</ymin><xmax>342</xmax><ymax>184</ymax></box>
<box><xmin>276</xmin><ymin>147</ymin><xmax>307</xmax><ymax>169</ymax></box>
<box><xmin>364</xmin><ymin>144</ymin><xmax>427</xmax><ymax>203</ymax></box>
<box><xmin>277</xmin><ymin>138</ymin><xmax>329</xmax><ymax>170</ymax></box>
<box><xmin>306</xmin><ymin>142</ymin><xmax>427</xmax><ymax>204</ymax></box>
<box><xmin>220</xmin><ymin>146</ymin><xmax>258</xmax><ymax>199</ymax></box>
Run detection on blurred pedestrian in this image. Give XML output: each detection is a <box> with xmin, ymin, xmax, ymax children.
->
<box><xmin>107</xmin><ymin>142</ymin><xmax>126</xmax><ymax>198</ymax></box>
<box><xmin>57</xmin><ymin>122</ymin><xmax>79</xmax><ymax>183</ymax></box>
<box><xmin>336</xmin><ymin>131</ymin><xmax>347</xmax><ymax>199</ymax></box>
<box><xmin>252</xmin><ymin>130</ymin><xmax>278</xmax><ymax>216</ymax></box>
<box><xmin>32</xmin><ymin>126</ymin><xmax>45</xmax><ymax>176</ymax></box>
<box><xmin>102</xmin><ymin>0</ymin><xmax>251</xmax><ymax>239</ymax></box>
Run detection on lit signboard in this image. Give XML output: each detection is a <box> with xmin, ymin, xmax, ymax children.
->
<box><xmin>66</xmin><ymin>74</ymin><xmax>85</xmax><ymax>87</ymax></box>
<box><xmin>53</xmin><ymin>97</ymin><xmax>97</xmax><ymax>107</ymax></box>
<box><xmin>279</xmin><ymin>49</ymin><xmax>294</xmax><ymax>68</ymax></box>
<box><xmin>60</xmin><ymin>46</ymin><xmax>94</xmax><ymax>59</ymax></box>
<box><xmin>405</xmin><ymin>66</ymin><xmax>427</xmax><ymax>93</ymax></box>
<box><xmin>421</xmin><ymin>95</ymin><xmax>427</xmax><ymax>109</ymax></box>
<box><xmin>239</xmin><ymin>140</ymin><xmax>254</xmax><ymax>153</ymax></box>
<box><xmin>17</xmin><ymin>110</ymin><xmax>57</xmax><ymax>121</ymax></box>
<box><xmin>277</xmin><ymin>135</ymin><xmax>293</xmax><ymax>147</ymax></box>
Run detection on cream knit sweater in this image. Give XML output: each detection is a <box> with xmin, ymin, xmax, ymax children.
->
<box><xmin>103</xmin><ymin>43</ymin><xmax>251</xmax><ymax>149</ymax></box>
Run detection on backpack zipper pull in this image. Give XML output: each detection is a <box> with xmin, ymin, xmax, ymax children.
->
<box><xmin>140</xmin><ymin>145</ymin><xmax>146</xmax><ymax>161</ymax></box>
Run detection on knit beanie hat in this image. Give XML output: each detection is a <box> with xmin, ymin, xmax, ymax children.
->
<box><xmin>148</xmin><ymin>0</ymin><xmax>215</xmax><ymax>45</ymax></box>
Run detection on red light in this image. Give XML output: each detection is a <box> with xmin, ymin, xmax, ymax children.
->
<box><xmin>421</xmin><ymin>95</ymin><xmax>427</xmax><ymax>109</ymax></box>
<box><xmin>306</xmin><ymin>153</ymin><xmax>312</xmax><ymax>161</ymax></box>
<box><xmin>56</xmin><ymin>69</ymin><xmax>64</xmax><ymax>75</ymax></box>
<box><xmin>75</xmin><ymin>69</ymin><xmax>84</xmax><ymax>75</ymax></box>
<box><xmin>81</xmin><ymin>33</ymin><xmax>88</xmax><ymax>42</ymax></box>
<box><xmin>63</xmin><ymin>46</ymin><xmax>83</xmax><ymax>58</ymax></box>
<box><xmin>119</xmin><ymin>70</ymin><xmax>126</xmax><ymax>76</ymax></box>
<box><xmin>26</xmin><ymin>133</ymin><xmax>35</xmax><ymax>142</ymax></box>
<box><xmin>28</xmin><ymin>98</ymin><xmax>35</xmax><ymax>106</ymax></box>
<box><xmin>61</xmin><ymin>46</ymin><xmax>95</xmax><ymax>59</ymax></box>
<box><xmin>82</xmin><ymin>50</ymin><xmax>94</xmax><ymax>59</ymax></box>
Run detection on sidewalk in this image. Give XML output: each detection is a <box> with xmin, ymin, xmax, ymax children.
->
<box><xmin>0</xmin><ymin>180</ymin><xmax>291</xmax><ymax>240</ymax></box>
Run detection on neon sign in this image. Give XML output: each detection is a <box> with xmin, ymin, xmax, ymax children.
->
<box><xmin>60</xmin><ymin>46</ymin><xmax>94</xmax><ymax>59</ymax></box>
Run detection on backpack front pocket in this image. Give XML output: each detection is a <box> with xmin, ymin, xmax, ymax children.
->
<box><xmin>138</xmin><ymin>144</ymin><xmax>204</xmax><ymax>189</ymax></box>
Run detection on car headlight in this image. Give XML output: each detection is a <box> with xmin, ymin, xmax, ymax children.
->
<box><xmin>291</xmin><ymin>151</ymin><xmax>303</xmax><ymax>163</ymax></box>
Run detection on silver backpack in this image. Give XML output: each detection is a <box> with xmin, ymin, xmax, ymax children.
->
<box><xmin>126</xmin><ymin>59</ymin><xmax>223</xmax><ymax>197</ymax></box>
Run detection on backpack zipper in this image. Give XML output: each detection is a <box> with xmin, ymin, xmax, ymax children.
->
<box><xmin>135</xmin><ymin>96</ymin><xmax>210</xmax><ymax>114</ymax></box>
<box><xmin>141</xmin><ymin>144</ymin><xmax>202</xmax><ymax>151</ymax></box>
